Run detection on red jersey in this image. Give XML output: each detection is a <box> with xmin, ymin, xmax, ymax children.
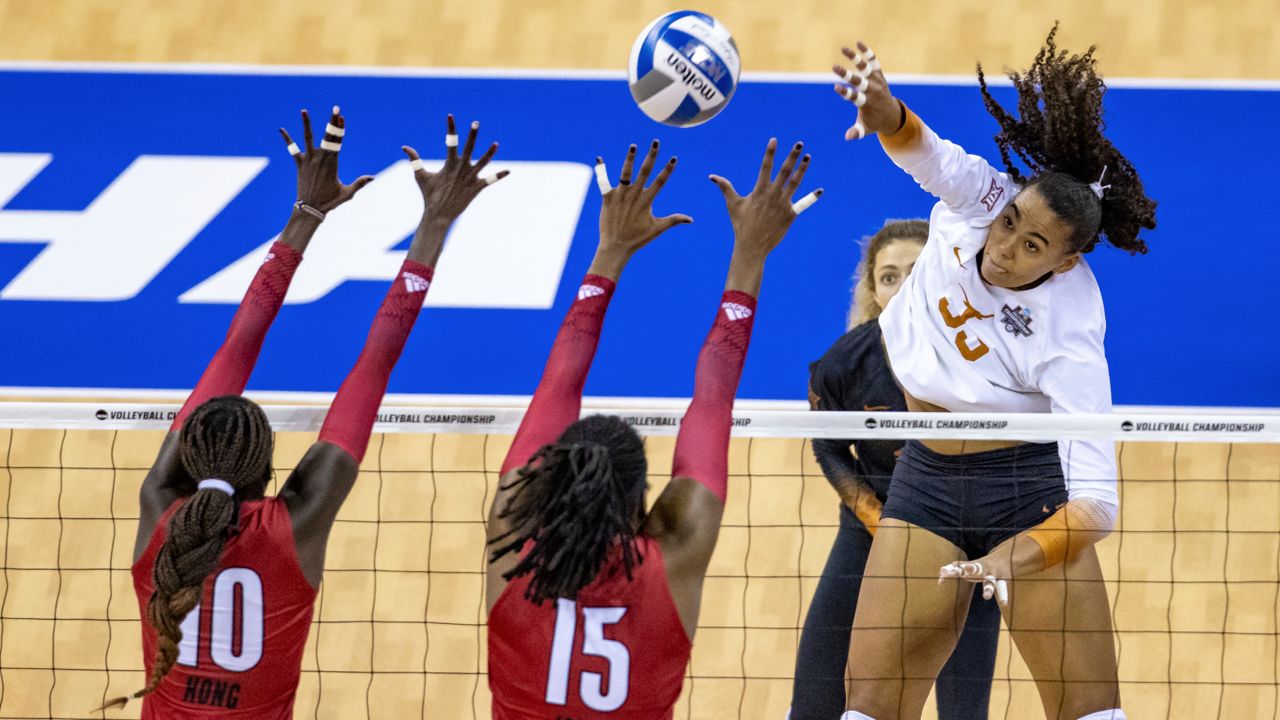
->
<box><xmin>132</xmin><ymin>497</ymin><xmax>317</xmax><ymax>719</ymax></box>
<box><xmin>488</xmin><ymin>534</ymin><xmax>693</xmax><ymax>719</ymax></box>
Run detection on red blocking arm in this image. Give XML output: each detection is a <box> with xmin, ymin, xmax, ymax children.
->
<box><xmin>317</xmin><ymin>260</ymin><xmax>434</xmax><ymax>463</ymax></box>
<box><xmin>670</xmin><ymin>291</ymin><xmax>758</xmax><ymax>503</ymax></box>
<box><xmin>501</xmin><ymin>274</ymin><xmax>616</xmax><ymax>474</ymax></box>
<box><xmin>172</xmin><ymin>241</ymin><xmax>302</xmax><ymax>430</ymax></box>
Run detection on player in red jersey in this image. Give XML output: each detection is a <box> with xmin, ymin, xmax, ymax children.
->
<box><xmin>487</xmin><ymin>138</ymin><xmax>822</xmax><ymax>719</ymax></box>
<box><xmin>104</xmin><ymin>111</ymin><xmax>507</xmax><ymax>718</ymax></box>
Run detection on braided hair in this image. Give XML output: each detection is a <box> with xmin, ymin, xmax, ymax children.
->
<box><xmin>103</xmin><ymin>396</ymin><xmax>273</xmax><ymax>709</ymax></box>
<box><xmin>977</xmin><ymin>23</ymin><xmax>1157</xmax><ymax>254</ymax></box>
<box><xmin>489</xmin><ymin>414</ymin><xmax>648</xmax><ymax>605</ymax></box>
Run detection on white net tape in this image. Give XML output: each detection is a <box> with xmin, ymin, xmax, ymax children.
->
<box><xmin>1</xmin><ymin>401</ymin><xmax>1277</xmax><ymax>442</ymax></box>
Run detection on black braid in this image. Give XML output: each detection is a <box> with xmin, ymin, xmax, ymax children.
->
<box><xmin>489</xmin><ymin>415</ymin><xmax>648</xmax><ymax>605</ymax></box>
<box><xmin>103</xmin><ymin>396</ymin><xmax>274</xmax><ymax>708</ymax></box>
<box><xmin>977</xmin><ymin>23</ymin><xmax>1157</xmax><ymax>254</ymax></box>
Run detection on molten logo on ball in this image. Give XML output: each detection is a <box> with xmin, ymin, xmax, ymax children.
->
<box><xmin>628</xmin><ymin>10</ymin><xmax>741</xmax><ymax>127</ymax></box>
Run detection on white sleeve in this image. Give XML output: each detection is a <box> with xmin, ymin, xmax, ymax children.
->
<box><xmin>1038</xmin><ymin>309</ymin><xmax>1119</xmax><ymax>529</ymax></box>
<box><xmin>881</xmin><ymin>109</ymin><xmax>1019</xmax><ymax>218</ymax></box>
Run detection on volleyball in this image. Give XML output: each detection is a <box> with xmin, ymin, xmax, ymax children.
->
<box><xmin>627</xmin><ymin>11</ymin><xmax>741</xmax><ymax>127</ymax></box>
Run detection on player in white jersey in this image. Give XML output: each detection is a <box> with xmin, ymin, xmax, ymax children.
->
<box><xmin>826</xmin><ymin>26</ymin><xmax>1157</xmax><ymax>720</ymax></box>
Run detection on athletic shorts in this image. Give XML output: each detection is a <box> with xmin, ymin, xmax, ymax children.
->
<box><xmin>880</xmin><ymin>440</ymin><xmax>1068</xmax><ymax>560</ymax></box>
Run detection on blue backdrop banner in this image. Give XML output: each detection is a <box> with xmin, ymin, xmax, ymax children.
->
<box><xmin>0</xmin><ymin>66</ymin><xmax>1276</xmax><ymax>407</ymax></box>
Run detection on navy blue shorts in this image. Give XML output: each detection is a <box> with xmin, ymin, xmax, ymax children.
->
<box><xmin>881</xmin><ymin>440</ymin><xmax>1068</xmax><ymax>560</ymax></box>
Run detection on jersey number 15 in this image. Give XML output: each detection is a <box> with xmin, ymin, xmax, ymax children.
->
<box><xmin>546</xmin><ymin>599</ymin><xmax>630</xmax><ymax>712</ymax></box>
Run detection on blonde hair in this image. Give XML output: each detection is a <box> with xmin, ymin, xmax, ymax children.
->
<box><xmin>847</xmin><ymin>219</ymin><xmax>929</xmax><ymax>330</ymax></box>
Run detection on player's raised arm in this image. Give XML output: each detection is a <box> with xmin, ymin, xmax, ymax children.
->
<box><xmin>651</xmin><ymin>139</ymin><xmax>821</xmax><ymax>635</ymax></box>
<box><xmin>133</xmin><ymin>106</ymin><xmax>373</xmax><ymax>562</ymax></box>
<box><xmin>832</xmin><ymin>42</ymin><xmax>1015</xmax><ymax>215</ymax></box>
<box><xmin>280</xmin><ymin>115</ymin><xmax>506</xmax><ymax>588</ymax></box>
<box><xmin>496</xmin><ymin>141</ymin><xmax>691</xmax><ymax>478</ymax></box>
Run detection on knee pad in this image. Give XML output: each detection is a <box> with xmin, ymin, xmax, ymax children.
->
<box><xmin>1077</xmin><ymin>711</ymin><xmax>1126</xmax><ymax>720</ymax></box>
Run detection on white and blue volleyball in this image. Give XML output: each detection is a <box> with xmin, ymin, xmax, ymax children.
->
<box><xmin>627</xmin><ymin>11</ymin><xmax>741</xmax><ymax>127</ymax></box>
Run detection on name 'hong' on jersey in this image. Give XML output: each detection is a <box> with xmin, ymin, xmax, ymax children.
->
<box><xmin>131</xmin><ymin>498</ymin><xmax>317</xmax><ymax>720</ymax></box>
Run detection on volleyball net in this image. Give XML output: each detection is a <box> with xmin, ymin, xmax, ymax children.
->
<box><xmin>0</xmin><ymin>401</ymin><xmax>1277</xmax><ymax>719</ymax></box>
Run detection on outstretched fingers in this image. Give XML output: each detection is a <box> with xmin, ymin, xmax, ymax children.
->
<box><xmin>784</xmin><ymin>153</ymin><xmax>812</xmax><ymax>196</ymax></box>
<box><xmin>461</xmin><ymin>120</ymin><xmax>479</xmax><ymax>162</ymax></box>
<box><xmin>646</xmin><ymin>156</ymin><xmax>679</xmax><ymax>195</ymax></box>
<box><xmin>319</xmin><ymin>106</ymin><xmax>344</xmax><ymax>153</ymax></box>
<box><xmin>594</xmin><ymin>156</ymin><xmax>612</xmax><ymax>195</ymax></box>
<box><xmin>709</xmin><ymin>173</ymin><xmax>740</xmax><ymax>202</ymax></box>
<box><xmin>402</xmin><ymin>145</ymin><xmax>426</xmax><ymax>173</ymax></box>
<box><xmin>791</xmin><ymin>188</ymin><xmax>823</xmax><ymax>215</ymax></box>
<box><xmin>474</xmin><ymin>142</ymin><xmax>499</xmax><ymax>173</ymax></box>
<box><xmin>636</xmin><ymin>140</ymin><xmax>660</xmax><ymax>186</ymax></box>
<box><xmin>753</xmin><ymin>138</ymin><xmax>778</xmax><ymax>191</ymax></box>
<box><xmin>832</xmin><ymin>67</ymin><xmax>867</xmax><ymax>107</ymax></box>
<box><xmin>279</xmin><ymin>128</ymin><xmax>303</xmax><ymax>167</ymax></box>
<box><xmin>445</xmin><ymin>115</ymin><xmax>459</xmax><ymax>159</ymax></box>
<box><xmin>618</xmin><ymin>144</ymin><xmax>638</xmax><ymax>185</ymax></box>
<box><xmin>348</xmin><ymin>175</ymin><xmax>375</xmax><ymax>194</ymax></box>
<box><xmin>301</xmin><ymin>109</ymin><xmax>315</xmax><ymax>151</ymax></box>
<box><xmin>773</xmin><ymin>142</ymin><xmax>804</xmax><ymax>188</ymax></box>
<box><xmin>656</xmin><ymin>212</ymin><xmax>694</xmax><ymax>232</ymax></box>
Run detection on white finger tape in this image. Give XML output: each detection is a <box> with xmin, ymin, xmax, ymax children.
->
<box><xmin>484</xmin><ymin>174</ymin><xmax>501</xmax><ymax>186</ymax></box>
<box><xmin>320</xmin><ymin>139</ymin><xmax>342</xmax><ymax>152</ymax></box>
<box><xmin>594</xmin><ymin>162</ymin><xmax>612</xmax><ymax>194</ymax></box>
<box><xmin>286</xmin><ymin>142</ymin><xmax>301</xmax><ymax>157</ymax></box>
<box><xmin>863</xmin><ymin>48</ymin><xmax>881</xmax><ymax>73</ymax></box>
<box><xmin>854</xmin><ymin>89</ymin><xmax>867</xmax><ymax>107</ymax></box>
<box><xmin>847</xmin><ymin>120</ymin><xmax>866</xmax><ymax>140</ymax></box>
<box><xmin>791</xmin><ymin>191</ymin><xmax>820</xmax><ymax>215</ymax></box>
<box><xmin>840</xmin><ymin>68</ymin><xmax>856</xmax><ymax>83</ymax></box>
<box><xmin>995</xmin><ymin>579</ymin><xmax>1009</xmax><ymax>606</ymax></box>
<box><xmin>410</xmin><ymin>158</ymin><xmax>425</xmax><ymax>172</ymax></box>
<box><xmin>324</xmin><ymin>122</ymin><xmax>345</xmax><ymax>138</ymax></box>
<box><xmin>445</xmin><ymin>134</ymin><xmax>459</xmax><ymax>148</ymax></box>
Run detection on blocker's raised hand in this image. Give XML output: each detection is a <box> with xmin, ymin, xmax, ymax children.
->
<box><xmin>402</xmin><ymin>115</ymin><xmax>509</xmax><ymax>226</ymax></box>
<box><xmin>595</xmin><ymin>140</ymin><xmax>693</xmax><ymax>254</ymax></box>
<box><xmin>831</xmin><ymin>41</ymin><xmax>902</xmax><ymax>141</ymax></box>
<box><xmin>279</xmin><ymin>106</ymin><xmax>374</xmax><ymax>216</ymax></box>
<box><xmin>709</xmin><ymin>138</ymin><xmax>822</xmax><ymax>258</ymax></box>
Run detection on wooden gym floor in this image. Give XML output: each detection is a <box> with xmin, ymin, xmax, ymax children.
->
<box><xmin>1</xmin><ymin>1</ymin><xmax>1278</xmax><ymax>718</ymax></box>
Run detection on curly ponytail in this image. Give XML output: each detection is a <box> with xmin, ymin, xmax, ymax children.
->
<box><xmin>977</xmin><ymin>23</ymin><xmax>1157</xmax><ymax>254</ymax></box>
<box><xmin>101</xmin><ymin>396</ymin><xmax>273</xmax><ymax>710</ymax></box>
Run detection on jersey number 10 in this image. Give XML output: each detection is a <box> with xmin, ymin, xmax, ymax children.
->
<box><xmin>176</xmin><ymin>568</ymin><xmax>265</xmax><ymax>672</ymax></box>
<box><xmin>545</xmin><ymin>598</ymin><xmax>630</xmax><ymax>712</ymax></box>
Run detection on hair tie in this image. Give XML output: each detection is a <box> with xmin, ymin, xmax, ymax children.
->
<box><xmin>1089</xmin><ymin>165</ymin><xmax>1111</xmax><ymax>199</ymax></box>
<box><xmin>197</xmin><ymin>478</ymin><xmax>235</xmax><ymax>496</ymax></box>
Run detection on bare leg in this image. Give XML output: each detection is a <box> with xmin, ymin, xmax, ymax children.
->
<box><xmin>1002</xmin><ymin>544</ymin><xmax>1121</xmax><ymax>720</ymax></box>
<box><xmin>845</xmin><ymin>519</ymin><xmax>971</xmax><ymax>719</ymax></box>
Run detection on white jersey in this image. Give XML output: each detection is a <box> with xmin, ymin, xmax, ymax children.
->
<box><xmin>877</xmin><ymin>113</ymin><xmax>1118</xmax><ymax>517</ymax></box>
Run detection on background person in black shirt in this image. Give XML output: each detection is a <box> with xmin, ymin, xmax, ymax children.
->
<box><xmin>789</xmin><ymin>220</ymin><xmax>1000</xmax><ymax>719</ymax></box>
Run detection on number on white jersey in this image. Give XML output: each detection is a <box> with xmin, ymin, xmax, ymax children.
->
<box><xmin>175</xmin><ymin>567</ymin><xmax>265</xmax><ymax>672</ymax></box>
<box><xmin>545</xmin><ymin>598</ymin><xmax>630</xmax><ymax>712</ymax></box>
